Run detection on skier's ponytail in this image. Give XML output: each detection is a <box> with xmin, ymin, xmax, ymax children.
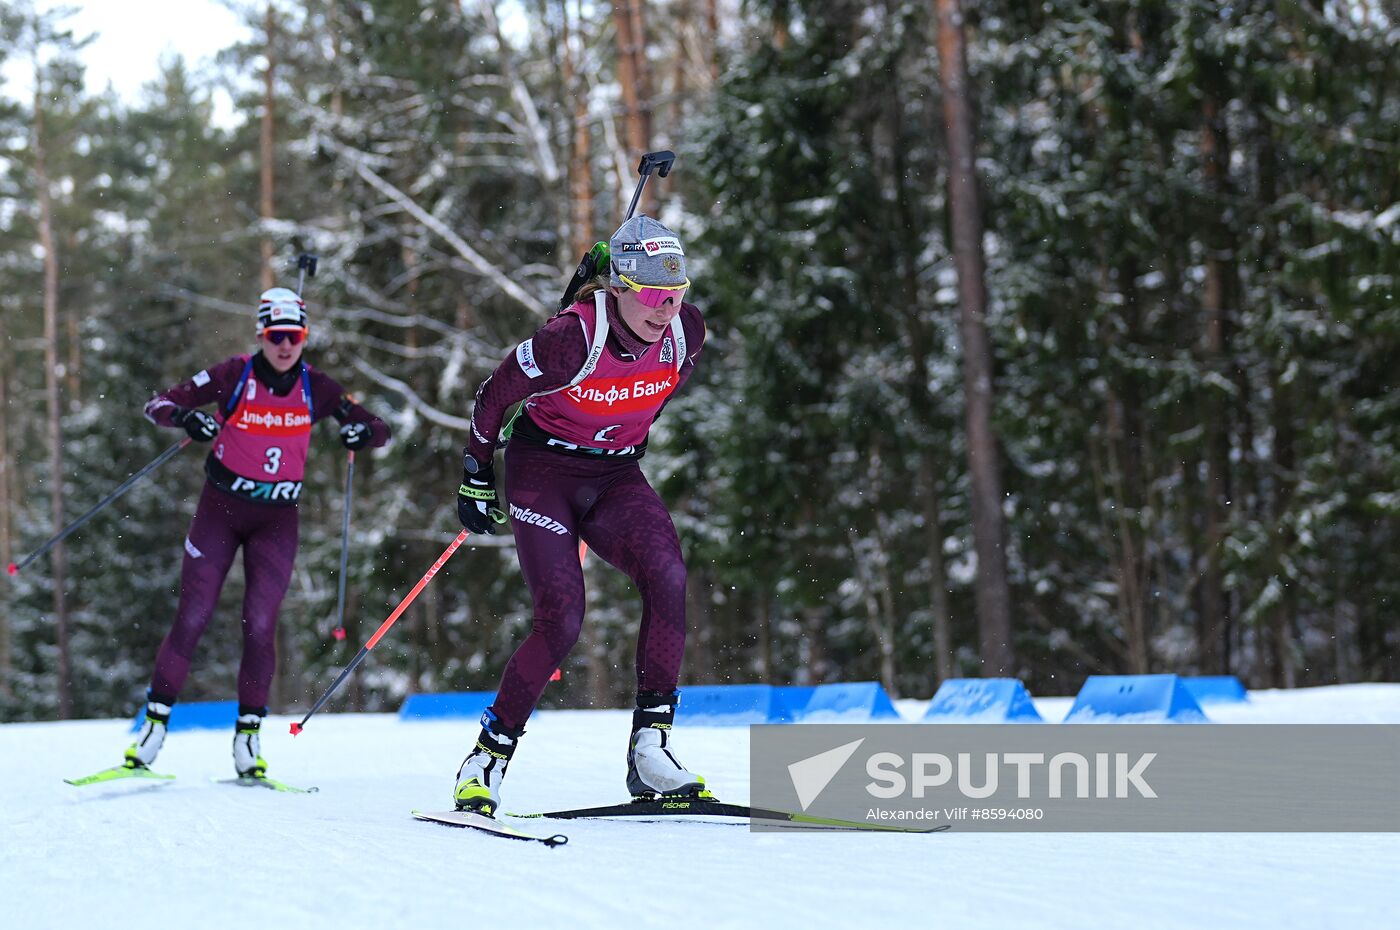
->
<box><xmin>572</xmin><ymin>278</ymin><xmax>609</xmax><ymax>306</ymax></box>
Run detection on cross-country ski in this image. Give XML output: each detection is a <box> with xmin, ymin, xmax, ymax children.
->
<box><xmin>412</xmin><ymin>809</ymin><xmax>568</xmax><ymax>847</ymax></box>
<box><xmin>63</xmin><ymin>764</ymin><xmax>176</xmax><ymax>788</ymax></box>
<box><xmin>212</xmin><ymin>775</ymin><xmax>319</xmax><ymax>794</ymax></box>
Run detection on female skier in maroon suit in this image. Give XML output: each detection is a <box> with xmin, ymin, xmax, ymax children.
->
<box><xmin>122</xmin><ymin>288</ymin><xmax>390</xmax><ymax>780</ymax></box>
<box><xmin>451</xmin><ymin>215</ymin><xmax>707</xmax><ymax>815</ymax></box>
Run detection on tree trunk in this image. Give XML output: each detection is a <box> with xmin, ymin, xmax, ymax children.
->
<box><xmin>329</xmin><ymin>0</ymin><xmax>344</xmax><ymax>121</ymax></box>
<box><xmin>872</xmin><ymin>517</ymin><xmax>902</xmax><ymax>698</ymax></box>
<box><xmin>706</xmin><ymin>0</ymin><xmax>720</xmax><ymax>82</ymax></box>
<box><xmin>922</xmin><ymin>455</ymin><xmax>954</xmax><ymax>683</ymax></box>
<box><xmin>35</xmin><ymin>89</ymin><xmax>73</xmax><ymax>718</ymax></box>
<box><xmin>1198</xmin><ymin>89</ymin><xmax>1234</xmax><ymax>675</ymax></box>
<box><xmin>563</xmin><ymin>0</ymin><xmax>595</xmax><ymax>258</ymax></box>
<box><xmin>854</xmin><ymin>542</ymin><xmax>898</xmax><ymax>697</ymax></box>
<box><xmin>886</xmin><ymin>73</ymin><xmax>953</xmax><ymax>687</ymax></box>
<box><xmin>0</xmin><ymin>341</ymin><xmax>12</xmax><ymax>697</ymax></box>
<box><xmin>799</xmin><ymin>606</ymin><xmax>828</xmax><ymax>686</ymax></box>
<box><xmin>1267</xmin><ymin>367</ymin><xmax>1298</xmax><ymax>688</ymax></box>
<box><xmin>935</xmin><ymin>0</ymin><xmax>1014</xmax><ymax>675</ymax></box>
<box><xmin>260</xmin><ymin>3</ymin><xmax>277</xmax><ymax>290</ymax></box>
<box><xmin>612</xmin><ymin>1</ymin><xmax>655</xmax><ymax>212</ymax></box>
<box><xmin>755</xmin><ymin>593</ymin><xmax>771</xmax><ymax>683</ymax></box>
<box><xmin>1088</xmin><ymin>249</ymin><xmax>1152</xmax><ymax>675</ymax></box>
<box><xmin>1104</xmin><ymin>390</ymin><xmax>1151</xmax><ymax>674</ymax></box>
<box><xmin>772</xmin><ymin>0</ymin><xmax>790</xmax><ymax>50</ymax></box>
<box><xmin>671</xmin><ymin>0</ymin><xmax>691</xmax><ymax>129</ymax></box>
<box><xmin>65</xmin><ymin>279</ymin><xmax>81</xmax><ymax>409</ymax></box>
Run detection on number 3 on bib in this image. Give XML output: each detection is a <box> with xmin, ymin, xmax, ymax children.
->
<box><xmin>264</xmin><ymin>447</ymin><xmax>283</xmax><ymax>474</ymax></box>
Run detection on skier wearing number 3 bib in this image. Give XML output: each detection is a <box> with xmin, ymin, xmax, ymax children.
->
<box><xmin>123</xmin><ymin>286</ymin><xmax>390</xmax><ymax>781</ymax></box>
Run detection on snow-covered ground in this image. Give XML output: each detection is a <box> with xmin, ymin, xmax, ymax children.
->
<box><xmin>4</xmin><ymin>684</ymin><xmax>1399</xmax><ymax>930</ymax></box>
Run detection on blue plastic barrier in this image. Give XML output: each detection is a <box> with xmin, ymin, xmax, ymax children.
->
<box><xmin>770</xmin><ymin>685</ymin><xmax>816</xmax><ymax>723</ymax></box>
<box><xmin>676</xmin><ymin>684</ymin><xmax>775</xmax><ymax>725</ymax></box>
<box><xmin>1182</xmin><ymin>675</ymin><xmax>1248</xmax><ymax>704</ymax></box>
<box><xmin>922</xmin><ymin>678</ymin><xmax>1043</xmax><ymax>722</ymax></box>
<box><xmin>129</xmin><ymin>699</ymin><xmax>239</xmax><ymax>733</ymax></box>
<box><xmin>799</xmin><ymin>681</ymin><xmax>901</xmax><ymax>722</ymax></box>
<box><xmin>398</xmin><ymin>691</ymin><xmax>495</xmax><ymax>721</ymax></box>
<box><xmin>1065</xmin><ymin>674</ymin><xmax>1208</xmax><ymax>723</ymax></box>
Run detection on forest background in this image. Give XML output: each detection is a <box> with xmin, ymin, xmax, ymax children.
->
<box><xmin>1</xmin><ymin>0</ymin><xmax>1395</xmax><ymax>721</ymax></box>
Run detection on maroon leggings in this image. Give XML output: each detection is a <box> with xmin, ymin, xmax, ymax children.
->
<box><xmin>489</xmin><ymin>440</ymin><xmax>688</xmax><ymax>729</ymax></box>
<box><xmin>149</xmin><ymin>483</ymin><xmax>298</xmax><ymax>708</ymax></box>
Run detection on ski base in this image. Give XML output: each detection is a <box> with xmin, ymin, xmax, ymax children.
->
<box><xmin>510</xmin><ymin>797</ymin><xmax>949</xmax><ymax>833</ymax></box>
<box><xmin>64</xmin><ymin>764</ymin><xmax>176</xmax><ymax>787</ymax></box>
<box><xmin>413</xmin><ymin>809</ymin><xmax>568</xmax><ymax>847</ymax></box>
<box><xmin>213</xmin><ymin>775</ymin><xmax>319</xmax><ymax>794</ymax></box>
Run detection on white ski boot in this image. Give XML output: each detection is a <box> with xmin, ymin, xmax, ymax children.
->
<box><xmin>124</xmin><ymin>696</ymin><xmax>172</xmax><ymax>769</ymax></box>
<box><xmin>454</xmin><ymin>711</ymin><xmax>524</xmax><ymax>818</ymax></box>
<box><xmin>233</xmin><ymin>709</ymin><xmax>267</xmax><ymax>778</ymax></box>
<box><xmin>627</xmin><ymin>691</ymin><xmax>707</xmax><ymax>799</ymax></box>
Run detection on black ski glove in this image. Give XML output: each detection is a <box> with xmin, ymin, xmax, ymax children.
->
<box><xmin>172</xmin><ymin>407</ymin><xmax>220</xmax><ymax>442</ymax></box>
<box><xmin>458</xmin><ymin>454</ymin><xmax>507</xmax><ymax>535</ymax></box>
<box><xmin>339</xmin><ymin>421</ymin><xmax>372</xmax><ymax>450</ymax></box>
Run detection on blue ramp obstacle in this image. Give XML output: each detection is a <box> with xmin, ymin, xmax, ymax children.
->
<box><xmin>923</xmin><ymin>678</ymin><xmax>1043</xmax><ymax>722</ymax></box>
<box><xmin>1065</xmin><ymin>674</ymin><xmax>1208</xmax><ymax>723</ymax></box>
<box><xmin>129</xmin><ymin>699</ymin><xmax>239</xmax><ymax>733</ymax></box>
<box><xmin>798</xmin><ymin>681</ymin><xmax>901</xmax><ymax>722</ymax></box>
<box><xmin>1183</xmin><ymin>675</ymin><xmax>1248</xmax><ymax>704</ymax></box>
<box><xmin>399</xmin><ymin>691</ymin><xmax>495</xmax><ymax>721</ymax></box>
<box><xmin>677</xmin><ymin>684</ymin><xmax>776</xmax><ymax>725</ymax></box>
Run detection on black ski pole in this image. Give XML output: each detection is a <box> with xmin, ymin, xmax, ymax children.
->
<box><xmin>7</xmin><ymin>437</ymin><xmax>192</xmax><ymax>577</ymax></box>
<box><xmin>558</xmin><ymin>150</ymin><xmax>676</xmax><ymax>312</ymax></box>
<box><xmin>330</xmin><ymin>450</ymin><xmax>355</xmax><ymax>642</ymax></box>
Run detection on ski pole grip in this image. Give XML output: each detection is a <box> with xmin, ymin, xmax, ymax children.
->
<box><xmin>638</xmin><ymin>150</ymin><xmax>676</xmax><ymax>178</ymax></box>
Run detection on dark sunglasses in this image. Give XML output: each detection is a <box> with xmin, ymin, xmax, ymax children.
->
<box><xmin>266</xmin><ymin>329</ymin><xmax>305</xmax><ymax>346</ymax></box>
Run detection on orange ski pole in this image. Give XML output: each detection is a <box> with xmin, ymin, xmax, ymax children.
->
<box><xmin>291</xmin><ymin>530</ymin><xmax>471</xmax><ymax>735</ymax></box>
